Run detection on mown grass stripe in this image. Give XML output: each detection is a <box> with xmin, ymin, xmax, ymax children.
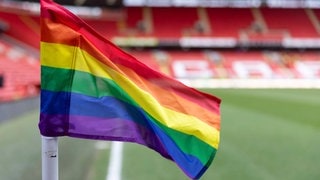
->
<box><xmin>206</xmin><ymin>89</ymin><xmax>320</xmax><ymax>128</ymax></box>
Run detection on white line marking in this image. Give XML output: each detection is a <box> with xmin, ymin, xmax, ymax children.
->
<box><xmin>106</xmin><ymin>141</ymin><xmax>123</xmax><ymax>180</ymax></box>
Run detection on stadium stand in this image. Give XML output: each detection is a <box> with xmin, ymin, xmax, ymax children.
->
<box><xmin>3</xmin><ymin>4</ymin><xmax>320</xmax><ymax>47</ymax></box>
<box><xmin>1</xmin><ymin>0</ymin><xmax>320</xmax><ymax>102</ymax></box>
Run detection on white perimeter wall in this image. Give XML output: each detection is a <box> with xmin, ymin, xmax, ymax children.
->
<box><xmin>179</xmin><ymin>79</ymin><xmax>320</xmax><ymax>89</ymax></box>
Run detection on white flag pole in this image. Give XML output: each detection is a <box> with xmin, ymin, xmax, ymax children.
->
<box><xmin>41</xmin><ymin>136</ymin><xmax>59</xmax><ymax>180</ymax></box>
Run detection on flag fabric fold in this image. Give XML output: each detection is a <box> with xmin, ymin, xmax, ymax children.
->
<box><xmin>39</xmin><ymin>0</ymin><xmax>221</xmax><ymax>179</ymax></box>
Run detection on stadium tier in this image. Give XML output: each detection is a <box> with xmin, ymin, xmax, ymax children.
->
<box><xmin>124</xmin><ymin>49</ymin><xmax>320</xmax><ymax>79</ymax></box>
<box><xmin>1</xmin><ymin>6</ymin><xmax>320</xmax><ymax>48</ymax></box>
<box><xmin>1</xmin><ymin>3</ymin><xmax>320</xmax><ymax>102</ymax></box>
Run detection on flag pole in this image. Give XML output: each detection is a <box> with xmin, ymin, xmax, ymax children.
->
<box><xmin>41</xmin><ymin>136</ymin><xmax>59</xmax><ymax>180</ymax></box>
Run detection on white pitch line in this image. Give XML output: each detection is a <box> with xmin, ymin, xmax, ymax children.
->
<box><xmin>106</xmin><ymin>141</ymin><xmax>124</xmax><ymax>180</ymax></box>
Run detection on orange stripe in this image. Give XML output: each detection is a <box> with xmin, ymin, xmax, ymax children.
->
<box><xmin>117</xmin><ymin>64</ymin><xmax>221</xmax><ymax>130</ymax></box>
<box><xmin>41</xmin><ymin>18</ymin><xmax>80</xmax><ymax>46</ymax></box>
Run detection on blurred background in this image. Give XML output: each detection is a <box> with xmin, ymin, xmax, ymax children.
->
<box><xmin>0</xmin><ymin>0</ymin><xmax>320</xmax><ymax>180</ymax></box>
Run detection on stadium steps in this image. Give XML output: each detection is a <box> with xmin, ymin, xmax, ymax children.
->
<box><xmin>142</xmin><ymin>7</ymin><xmax>153</xmax><ymax>35</ymax></box>
<box><xmin>251</xmin><ymin>8</ymin><xmax>267</xmax><ymax>33</ymax></box>
<box><xmin>152</xmin><ymin>50</ymin><xmax>171</xmax><ymax>75</ymax></box>
<box><xmin>196</xmin><ymin>7</ymin><xmax>212</xmax><ymax>35</ymax></box>
<box><xmin>204</xmin><ymin>51</ymin><xmax>228</xmax><ymax>78</ymax></box>
<box><xmin>305</xmin><ymin>9</ymin><xmax>320</xmax><ymax>34</ymax></box>
<box><xmin>238</xmin><ymin>8</ymin><xmax>267</xmax><ymax>42</ymax></box>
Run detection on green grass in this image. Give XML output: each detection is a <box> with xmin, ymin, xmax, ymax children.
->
<box><xmin>201</xmin><ymin>89</ymin><xmax>320</xmax><ymax>180</ymax></box>
<box><xmin>1</xmin><ymin>89</ymin><xmax>320</xmax><ymax>180</ymax></box>
<box><xmin>120</xmin><ymin>89</ymin><xmax>320</xmax><ymax>180</ymax></box>
<box><xmin>0</xmin><ymin>110</ymin><xmax>97</xmax><ymax>180</ymax></box>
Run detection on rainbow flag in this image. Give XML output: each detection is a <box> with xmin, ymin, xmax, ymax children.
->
<box><xmin>39</xmin><ymin>0</ymin><xmax>221</xmax><ymax>179</ymax></box>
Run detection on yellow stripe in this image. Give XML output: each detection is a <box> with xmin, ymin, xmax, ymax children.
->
<box><xmin>41</xmin><ymin>42</ymin><xmax>220</xmax><ymax>148</ymax></box>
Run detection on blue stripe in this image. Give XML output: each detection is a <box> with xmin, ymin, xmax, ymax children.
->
<box><xmin>40</xmin><ymin>90</ymin><xmax>206</xmax><ymax>178</ymax></box>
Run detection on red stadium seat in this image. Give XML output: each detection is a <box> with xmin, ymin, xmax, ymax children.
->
<box><xmin>261</xmin><ymin>8</ymin><xmax>319</xmax><ymax>38</ymax></box>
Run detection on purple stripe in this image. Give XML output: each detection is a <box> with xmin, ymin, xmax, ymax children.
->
<box><xmin>39</xmin><ymin>113</ymin><xmax>170</xmax><ymax>159</ymax></box>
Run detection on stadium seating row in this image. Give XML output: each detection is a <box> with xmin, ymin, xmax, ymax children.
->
<box><xmin>127</xmin><ymin>49</ymin><xmax>320</xmax><ymax>79</ymax></box>
<box><xmin>1</xmin><ymin>32</ymin><xmax>319</xmax><ymax>100</ymax></box>
<box><xmin>0</xmin><ymin>39</ymin><xmax>40</xmax><ymax>101</ymax></box>
<box><xmin>99</xmin><ymin>7</ymin><xmax>320</xmax><ymax>45</ymax></box>
<box><xmin>2</xmin><ymin>46</ymin><xmax>318</xmax><ymax>100</ymax></box>
<box><xmin>1</xmin><ymin>40</ymin><xmax>319</xmax><ymax>101</ymax></box>
<box><xmin>1</xmin><ymin>5</ymin><xmax>320</xmax><ymax>101</ymax></box>
<box><xmin>1</xmin><ymin>7</ymin><xmax>320</xmax><ymax>49</ymax></box>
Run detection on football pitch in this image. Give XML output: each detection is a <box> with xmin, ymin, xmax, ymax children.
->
<box><xmin>0</xmin><ymin>89</ymin><xmax>319</xmax><ymax>180</ymax></box>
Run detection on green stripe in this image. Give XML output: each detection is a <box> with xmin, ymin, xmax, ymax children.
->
<box><xmin>41</xmin><ymin>66</ymin><xmax>122</xmax><ymax>100</ymax></box>
<box><xmin>41</xmin><ymin>65</ymin><xmax>73</xmax><ymax>92</ymax></box>
<box><xmin>41</xmin><ymin>66</ymin><xmax>217</xmax><ymax>164</ymax></box>
<box><xmin>157</xmin><ymin>122</ymin><xmax>217</xmax><ymax>165</ymax></box>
